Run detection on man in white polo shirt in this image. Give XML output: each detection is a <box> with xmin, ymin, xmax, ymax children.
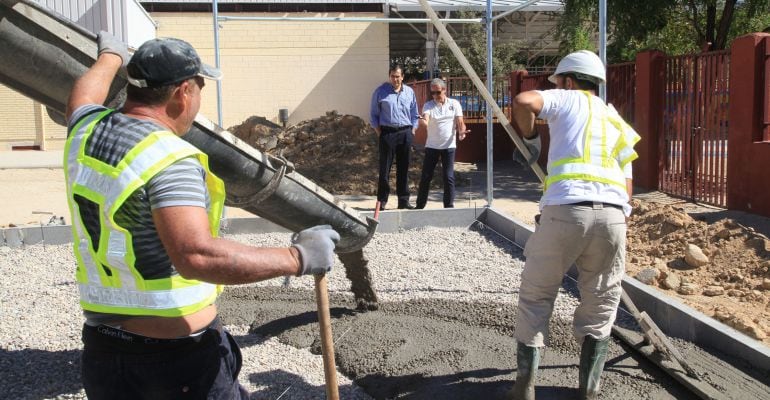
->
<box><xmin>415</xmin><ymin>78</ymin><xmax>470</xmax><ymax>209</ymax></box>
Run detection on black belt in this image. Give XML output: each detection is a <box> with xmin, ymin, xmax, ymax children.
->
<box><xmin>570</xmin><ymin>201</ymin><xmax>624</xmax><ymax>210</ymax></box>
<box><xmin>381</xmin><ymin>125</ymin><xmax>411</xmax><ymax>133</ymax></box>
<box><xmin>82</xmin><ymin>317</ymin><xmax>222</xmax><ymax>353</ymax></box>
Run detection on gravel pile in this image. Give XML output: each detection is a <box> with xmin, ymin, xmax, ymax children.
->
<box><xmin>0</xmin><ymin>226</ymin><xmax>585</xmax><ymax>400</ymax></box>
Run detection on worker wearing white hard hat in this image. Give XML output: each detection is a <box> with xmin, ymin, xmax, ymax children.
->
<box><xmin>548</xmin><ymin>49</ymin><xmax>607</xmax><ymax>85</ymax></box>
<box><xmin>507</xmin><ymin>50</ymin><xmax>640</xmax><ymax>400</ymax></box>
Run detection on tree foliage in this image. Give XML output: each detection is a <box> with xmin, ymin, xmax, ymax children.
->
<box><xmin>437</xmin><ymin>11</ymin><xmax>524</xmax><ymax>76</ymax></box>
<box><xmin>559</xmin><ymin>0</ymin><xmax>770</xmax><ymax>62</ymax></box>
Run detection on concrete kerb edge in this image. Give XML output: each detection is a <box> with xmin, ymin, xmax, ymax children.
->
<box><xmin>3</xmin><ymin>206</ymin><xmax>768</xmax><ymax>373</ymax></box>
<box><xmin>479</xmin><ymin>207</ymin><xmax>770</xmax><ymax>374</ymax></box>
<box><xmin>0</xmin><ymin>208</ymin><xmax>481</xmax><ymax>247</ymax></box>
<box><xmin>622</xmin><ymin>275</ymin><xmax>770</xmax><ymax>372</ymax></box>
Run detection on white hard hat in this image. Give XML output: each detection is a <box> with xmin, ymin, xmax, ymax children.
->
<box><xmin>548</xmin><ymin>50</ymin><xmax>606</xmax><ymax>84</ymax></box>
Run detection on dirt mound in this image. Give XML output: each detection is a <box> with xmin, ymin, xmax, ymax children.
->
<box><xmin>626</xmin><ymin>199</ymin><xmax>770</xmax><ymax>342</ymax></box>
<box><xmin>228</xmin><ymin>112</ymin><xmax>451</xmax><ymax>196</ymax></box>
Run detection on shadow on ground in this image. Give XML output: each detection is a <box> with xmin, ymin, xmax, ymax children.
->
<box><xmin>219</xmin><ymin>285</ymin><xmax>697</xmax><ymax>400</ymax></box>
<box><xmin>0</xmin><ymin>348</ymin><xmax>82</xmax><ymax>399</ymax></box>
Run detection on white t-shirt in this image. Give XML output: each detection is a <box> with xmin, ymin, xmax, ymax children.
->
<box><xmin>422</xmin><ymin>98</ymin><xmax>463</xmax><ymax>149</ymax></box>
<box><xmin>536</xmin><ymin>89</ymin><xmax>635</xmax><ymax>216</ymax></box>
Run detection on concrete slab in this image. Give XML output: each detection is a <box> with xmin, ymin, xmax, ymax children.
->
<box><xmin>478</xmin><ymin>207</ymin><xmax>534</xmax><ymax>249</ymax></box>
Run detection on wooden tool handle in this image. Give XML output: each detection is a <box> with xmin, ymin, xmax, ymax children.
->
<box><xmin>314</xmin><ymin>273</ymin><xmax>339</xmax><ymax>400</ymax></box>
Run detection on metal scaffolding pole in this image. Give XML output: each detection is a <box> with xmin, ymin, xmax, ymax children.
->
<box><xmin>485</xmin><ymin>0</ymin><xmax>494</xmax><ymax>205</ymax></box>
<box><xmin>599</xmin><ymin>0</ymin><xmax>607</xmax><ymax>101</ymax></box>
<box><xmin>218</xmin><ymin>16</ymin><xmax>481</xmax><ymax>23</ymax></box>
<box><xmin>212</xmin><ymin>0</ymin><xmax>223</xmax><ymax>126</ymax></box>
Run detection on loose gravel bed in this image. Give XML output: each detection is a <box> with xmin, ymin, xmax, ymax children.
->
<box><xmin>0</xmin><ymin>226</ymin><xmax>713</xmax><ymax>399</ymax></box>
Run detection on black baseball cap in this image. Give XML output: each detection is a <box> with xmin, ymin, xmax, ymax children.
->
<box><xmin>126</xmin><ymin>38</ymin><xmax>222</xmax><ymax>88</ymax></box>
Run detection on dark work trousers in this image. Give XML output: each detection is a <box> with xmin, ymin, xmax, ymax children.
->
<box><xmin>81</xmin><ymin>317</ymin><xmax>249</xmax><ymax>400</ymax></box>
<box><xmin>416</xmin><ymin>147</ymin><xmax>456</xmax><ymax>208</ymax></box>
<box><xmin>377</xmin><ymin>125</ymin><xmax>412</xmax><ymax>207</ymax></box>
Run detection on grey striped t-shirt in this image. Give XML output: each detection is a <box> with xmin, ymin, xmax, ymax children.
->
<box><xmin>68</xmin><ymin>104</ymin><xmax>210</xmax><ymax>325</ymax></box>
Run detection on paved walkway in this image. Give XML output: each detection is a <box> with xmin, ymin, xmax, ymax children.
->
<box><xmin>9</xmin><ymin>150</ymin><xmax>767</xmax><ymax>236</ymax></box>
<box><xmin>0</xmin><ymin>150</ymin><xmax>63</xmax><ymax>169</ymax></box>
<box><xmin>0</xmin><ymin>151</ymin><xmax>543</xmax><ymax>227</ymax></box>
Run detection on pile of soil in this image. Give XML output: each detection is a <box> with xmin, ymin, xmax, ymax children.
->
<box><xmin>626</xmin><ymin>199</ymin><xmax>770</xmax><ymax>343</ymax></box>
<box><xmin>228</xmin><ymin>112</ymin><xmax>454</xmax><ymax>196</ymax></box>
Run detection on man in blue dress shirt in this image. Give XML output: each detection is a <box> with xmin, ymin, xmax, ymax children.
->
<box><xmin>370</xmin><ymin>64</ymin><xmax>419</xmax><ymax>210</ymax></box>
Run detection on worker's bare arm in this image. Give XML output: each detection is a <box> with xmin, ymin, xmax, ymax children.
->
<box><xmin>419</xmin><ymin>112</ymin><xmax>430</xmax><ymax>128</ymax></box>
<box><xmin>626</xmin><ymin>178</ymin><xmax>633</xmax><ymax>200</ymax></box>
<box><xmin>455</xmin><ymin>115</ymin><xmax>470</xmax><ymax>140</ymax></box>
<box><xmin>513</xmin><ymin>91</ymin><xmax>544</xmax><ymax>139</ymax></box>
<box><xmin>65</xmin><ymin>54</ymin><xmax>122</xmax><ymax>121</ymax></box>
<box><xmin>152</xmin><ymin>205</ymin><xmax>302</xmax><ymax>284</ymax></box>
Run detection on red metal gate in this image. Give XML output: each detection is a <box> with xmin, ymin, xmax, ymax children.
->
<box><xmin>661</xmin><ymin>51</ymin><xmax>730</xmax><ymax>207</ymax></box>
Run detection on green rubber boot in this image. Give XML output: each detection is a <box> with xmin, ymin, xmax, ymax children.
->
<box><xmin>579</xmin><ymin>336</ymin><xmax>610</xmax><ymax>400</ymax></box>
<box><xmin>507</xmin><ymin>342</ymin><xmax>540</xmax><ymax>400</ymax></box>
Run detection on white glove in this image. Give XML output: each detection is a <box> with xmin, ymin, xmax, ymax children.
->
<box><xmin>291</xmin><ymin>225</ymin><xmax>340</xmax><ymax>276</ymax></box>
<box><xmin>97</xmin><ymin>31</ymin><xmax>129</xmax><ymax>67</ymax></box>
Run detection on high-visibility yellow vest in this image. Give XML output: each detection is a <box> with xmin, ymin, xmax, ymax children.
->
<box><xmin>544</xmin><ymin>91</ymin><xmax>640</xmax><ymax>191</ymax></box>
<box><xmin>64</xmin><ymin>109</ymin><xmax>225</xmax><ymax>317</ymax></box>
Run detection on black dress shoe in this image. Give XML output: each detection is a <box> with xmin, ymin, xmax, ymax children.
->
<box><xmin>378</xmin><ymin>203</ymin><xmax>386</xmax><ymax>211</ymax></box>
<box><xmin>398</xmin><ymin>203</ymin><xmax>416</xmax><ymax>210</ymax></box>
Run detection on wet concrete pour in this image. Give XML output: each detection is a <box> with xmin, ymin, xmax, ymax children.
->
<box><xmin>219</xmin><ymin>287</ymin><xmax>698</xmax><ymax>399</ymax></box>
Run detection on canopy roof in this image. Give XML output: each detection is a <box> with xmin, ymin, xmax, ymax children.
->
<box><xmin>140</xmin><ymin>0</ymin><xmax>564</xmax><ymax>13</ymax></box>
<box><xmin>388</xmin><ymin>0</ymin><xmax>562</xmax><ymax>12</ymax></box>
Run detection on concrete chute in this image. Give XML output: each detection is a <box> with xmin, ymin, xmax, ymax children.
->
<box><xmin>0</xmin><ymin>0</ymin><xmax>377</xmax><ymax>254</ymax></box>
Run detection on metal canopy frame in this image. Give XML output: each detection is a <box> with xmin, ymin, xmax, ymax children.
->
<box><xmin>206</xmin><ymin>0</ymin><xmax>607</xmax><ymax>207</ymax></box>
<box><xmin>390</xmin><ymin>0</ymin><xmax>562</xmax><ymax>13</ymax></box>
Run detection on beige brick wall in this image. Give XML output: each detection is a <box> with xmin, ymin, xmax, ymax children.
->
<box><xmin>0</xmin><ymin>85</ymin><xmax>67</xmax><ymax>151</ymax></box>
<box><xmin>0</xmin><ymin>11</ymin><xmax>388</xmax><ymax>150</ymax></box>
<box><xmin>152</xmin><ymin>12</ymin><xmax>389</xmax><ymax>128</ymax></box>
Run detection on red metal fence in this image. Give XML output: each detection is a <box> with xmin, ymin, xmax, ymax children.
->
<box><xmin>409</xmin><ymin>76</ymin><xmax>511</xmax><ymax>122</ymax></box>
<box><xmin>607</xmin><ymin>62</ymin><xmax>636</xmax><ymax>124</ymax></box>
<box><xmin>520</xmin><ymin>73</ymin><xmax>553</xmax><ymax>92</ymax></box>
<box><xmin>660</xmin><ymin>50</ymin><xmax>730</xmax><ymax>207</ymax></box>
<box><xmin>764</xmin><ymin>40</ymin><xmax>770</xmax><ymax>141</ymax></box>
<box><xmin>409</xmin><ymin>34</ymin><xmax>770</xmax><ymax>216</ymax></box>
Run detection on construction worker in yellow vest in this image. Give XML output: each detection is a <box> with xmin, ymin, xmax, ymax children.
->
<box><xmin>64</xmin><ymin>32</ymin><xmax>340</xmax><ymax>400</ymax></box>
<box><xmin>507</xmin><ymin>50</ymin><xmax>640</xmax><ymax>400</ymax></box>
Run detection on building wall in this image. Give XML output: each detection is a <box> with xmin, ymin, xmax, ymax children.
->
<box><xmin>0</xmin><ymin>86</ymin><xmax>67</xmax><ymax>150</ymax></box>
<box><xmin>0</xmin><ymin>0</ymin><xmax>155</xmax><ymax>151</ymax></box>
<box><xmin>0</xmin><ymin>9</ymin><xmax>388</xmax><ymax>150</ymax></box>
<box><xmin>151</xmin><ymin>12</ymin><xmax>389</xmax><ymax>128</ymax></box>
<box><xmin>32</xmin><ymin>0</ymin><xmax>154</xmax><ymax>46</ymax></box>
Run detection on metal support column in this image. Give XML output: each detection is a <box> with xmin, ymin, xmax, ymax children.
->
<box><xmin>485</xmin><ymin>0</ymin><xmax>494</xmax><ymax>206</ymax></box>
<box><xmin>598</xmin><ymin>0</ymin><xmax>607</xmax><ymax>101</ymax></box>
<box><xmin>213</xmin><ymin>0</ymin><xmax>223</xmax><ymax>126</ymax></box>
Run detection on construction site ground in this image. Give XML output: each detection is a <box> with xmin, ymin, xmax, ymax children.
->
<box><xmin>2</xmin><ymin>112</ymin><xmax>770</xmax><ymax>397</ymax></box>
<box><xmin>2</xmin><ymin>142</ymin><xmax>770</xmax><ymax>346</ymax></box>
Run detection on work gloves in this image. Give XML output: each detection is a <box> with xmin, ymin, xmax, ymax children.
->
<box><xmin>514</xmin><ymin>134</ymin><xmax>542</xmax><ymax>166</ymax></box>
<box><xmin>97</xmin><ymin>30</ymin><xmax>129</xmax><ymax>67</ymax></box>
<box><xmin>291</xmin><ymin>225</ymin><xmax>341</xmax><ymax>276</ymax></box>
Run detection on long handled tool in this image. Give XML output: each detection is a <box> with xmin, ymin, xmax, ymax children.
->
<box><xmin>314</xmin><ymin>273</ymin><xmax>339</xmax><ymax>400</ymax></box>
<box><xmin>619</xmin><ymin>291</ymin><xmax>698</xmax><ymax>377</ymax></box>
<box><xmin>416</xmin><ymin>0</ymin><xmax>704</xmax><ymax>384</ymax></box>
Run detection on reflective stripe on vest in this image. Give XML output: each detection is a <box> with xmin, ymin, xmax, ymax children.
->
<box><xmin>544</xmin><ymin>91</ymin><xmax>640</xmax><ymax>191</ymax></box>
<box><xmin>64</xmin><ymin>109</ymin><xmax>226</xmax><ymax>317</ymax></box>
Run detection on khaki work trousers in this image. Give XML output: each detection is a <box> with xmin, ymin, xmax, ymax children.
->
<box><xmin>514</xmin><ymin>203</ymin><xmax>627</xmax><ymax>347</ymax></box>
